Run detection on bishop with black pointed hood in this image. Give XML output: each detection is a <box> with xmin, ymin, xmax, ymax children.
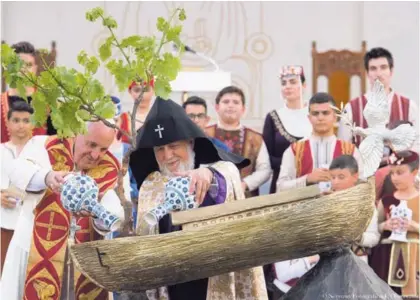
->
<box><xmin>129</xmin><ymin>96</ymin><xmax>250</xmax><ymax>188</ymax></box>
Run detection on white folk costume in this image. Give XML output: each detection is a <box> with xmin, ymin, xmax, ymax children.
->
<box><xmin>206</xmin><ymin>122</ymin><xmax>272</xmax><ymax>198</ymax></box>
<box><xmin>129</xmin><ymin>97</ymin><xmax>268</xmax><ymax>300</ymax></box>
<box><xmin>0</xmin><ymin>136</ymin><xmax>50</xmax><ymax>283</ymax></box>
<box><xmin>262</xmin><ymin>65</ymin><xmax>312</xmax><ymax>194</ymax></box>
<box><xmin>1</xmin><ymin>135</ymin><xmax>124</xmax><ymax>300</ymax></box>
<box><xmin>277</xmin><ymin>134</ymin><xmax>364</xmax><ymax>191</ymax></box>
<box><xmin>274</xmin><ymin>133</ymin><xmax>364</xmax><ymax>293</ymax></box>
<box><xmin>282</xmin><ymin>88</ymin><xmax>405</xmax><ymax>300</ymax></box>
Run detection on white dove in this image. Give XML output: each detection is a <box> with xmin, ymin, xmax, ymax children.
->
<box><xmin>339</xmin><ymin>79</ymin><xmax>417</xmax><ymax>178</ymax></box>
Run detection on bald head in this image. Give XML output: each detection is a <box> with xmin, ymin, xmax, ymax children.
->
<box><xmin>74</xmin><ymin>121</ymin><xmax>116</xmax><ymax>170</ymax></box>
<box><xmin>87</xmin><ymin>121</ymin><xmax>116</xmax><ymax>138</ymax></box>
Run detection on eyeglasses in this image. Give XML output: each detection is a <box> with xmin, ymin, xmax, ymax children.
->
<box><xmin>187</xmin><ymin>113</ymin><xmax>207</xmax><ymax>120</ymax></box>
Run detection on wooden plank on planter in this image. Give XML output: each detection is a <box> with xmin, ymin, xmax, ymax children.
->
<box><xmin>171</xmin><ymin>185</ymin><xmax>320</xmax><ymax>226</ymax></box>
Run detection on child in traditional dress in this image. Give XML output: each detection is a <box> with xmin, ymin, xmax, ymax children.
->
<box><xmin>370</xmin><ymin>150</ymin><xmax>419</xmax><ymax>298</ymax></box>
<box><xmin>329</xmin><ymin>155</ymin><xmax>380</xmax><ymax>263</ymax></box>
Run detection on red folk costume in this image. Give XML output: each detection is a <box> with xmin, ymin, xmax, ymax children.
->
<box><xmin>23</xmin><ymin>136</ymin><xmax>120</xmax><ymax>300</ymax></box>
<box><xmin>291</xmin><ymin>139</ymin><xmax>355</xmax><ymax>177</ymax></box>
<box><xmin>206</xmin><ymin>125</ymin><xmax>263</xmax><ymax>198</ymax></box>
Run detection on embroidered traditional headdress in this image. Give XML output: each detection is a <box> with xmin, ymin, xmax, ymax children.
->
<box><xmin>128</xmin><ymin>77</ymin><xmax>155</xmax><ymax>90</ymax></box>
<box><xmin>278</xmin><ymin>65</ymin><xmax>305</xmax><ymax>107</ymax></box>
<box><xmin>388</xmin><ymin>150</ymin><xmax>419</xmax><ymax>166</ymax></box>
<box><xmin>278</xmin><ymin>65</ymin><xmax>304</xmax><ymax>79</ymax></box>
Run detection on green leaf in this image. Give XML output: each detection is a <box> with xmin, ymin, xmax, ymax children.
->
<box><xmin>51</xmin><ymin>108</ymin><xmax>65</xmax><ymax>130</ymax></box>
<box><xmin>106</xmin><ymin>59</ymin><xmax>134</xmax><ymax>92</ymax></box>
<box><xmin>86</xmin><ymin>56</ymin><xmax>100</xmax><ymax>74</ymax></box>
<box><xmin>75</xmin><ymin>73</ymin><xmax>87</xmax><ymax>86</ymax></box>
<box><xmin>153</xmin><ymin>79</ymin><xmax>172</xmax><ymax>100</ymax></box>
<box><xmin>0</xmin><ymin>44</ymin><xmax>14</xmax><ymax>61</ymax></box>
<box><xmin>99</xmin><ymin>41</ymin><xmax>112</xmax><ymax>61</ymax></box>
<box><xmin>120</xmin><ymin>36</ymin><xmax>141</xmax><ymax>48</ymax></box>
<box><xmin>178</xmin><ymin>8</ymin><xmax>186</xmax><ymax>21</ymax></box>
<box><xmin>76</xmin><ymin>110</ymin><xmax>91</xmax><ymax>121</ymax></box>
<box><xmin>84</xmin><ymin>78</ymin><xmax>105</xmax><ymax>103</ymax></box>
<box><xmin>152</xmin><ymin>53</ymin><xmax>181</xmax><ymax>81</ymax></box>
<box><xmin>77</xmin><ymin>50</ymin><xmax>89</xmax><ymax>66</ymax></box>
<box><xmin>77</xmin><ymin>51</ymin><xmax>101</xmax><ymax>74</ymax></box>
<box><xmin>156</xmin><ymin>17</ymin><xmax>169</xmax><ymax>32</ymax></box>
<box><xmin>86</xmin><ymin>7</ymin><xmax>104</xmax><ymax>22</ymax></box>
<box><xmin>57</xmin><ymin>68</ymin><xmax>78</xmax><ymax>92</ymax></box>
<box><xmin>103</xmin><ymin>16</ymin><xmax>118</xmax><ymax>29</ymax></box>
<box><xmin>57</xmin><ymin>127</ymin><xmax>75</xmax><ymax>139</ymax></box>
<box><xmin>16</xmin><ymin>81</ymin><xmax>27</xmax><ymax>101</ymax></box>
<box><xmin>166</xmin><ymin>25</ymin><xmax>183</xmax><ymax>42</ymax></box>
<box><xmin>44</xmin><ymin>88</ymin><xmax>61</xmax><ymax>111</ymax></box>
<box><xmin>93</xmin><ymin>99</ymin><xmax>116</xmax><ymax>119</ymax></box>
<box><xmin>52</xmin><ymin>99</ymin><xmax>87</xmax><ymax>138</ymax></box>
<box><xmin>31</xmin><ymin>92</ymin><xmax>48</xmax><ymax>126</ymax></box>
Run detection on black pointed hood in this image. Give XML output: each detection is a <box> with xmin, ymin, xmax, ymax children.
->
<box><xmin>129</xmin><ymin>97</ymin><xmax>250</xmax><ymax>188</ymax></box>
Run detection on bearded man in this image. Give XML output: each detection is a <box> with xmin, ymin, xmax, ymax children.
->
<box><xmin>129</xmin><ymin>97</ymin><xmax>268</xmax><ymax>300</ymax></box>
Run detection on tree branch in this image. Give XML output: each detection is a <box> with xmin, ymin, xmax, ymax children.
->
<box><xmin>146</xmin><ymin>9</ymin><xmax>180</xmax><ymax>71</ymax></box>
<box><xmin>99</xmin><ymin>14</ymin><xmax>132</xmax><ymax>68</ymax></box>
<box><xmin>80</xmin><ymin>104</ymin><xmax>131</xmax><ymax>140</ymax></box>
<box><xmin>19</xmin><ymin>71</ymin><xmax>49</xmax><ymax>94</ymax></box>
<box><xmin>130</xmin><ymin>89</ymin><xmax>146</xmax><ymax>149</ymax></box>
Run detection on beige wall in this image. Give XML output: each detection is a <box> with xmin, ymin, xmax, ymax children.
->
<box><xmin>2</xmin><ymin>1</ymin><xmax>418</xmax><ymax>131</ymax></box>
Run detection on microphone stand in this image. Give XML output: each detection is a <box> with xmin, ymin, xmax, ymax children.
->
<box><xmin>194</xmin><ymin>51</ymin><xmax>220</xmax><ymax>72</ymax></box>
<box><xmin>173</xmin><ymin>43</ymin><xmax>221</xmax><ymax>72</ymax></box>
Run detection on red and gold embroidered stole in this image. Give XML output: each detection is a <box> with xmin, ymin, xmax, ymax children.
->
<box><xmin>1</xmin><ymin>92</ymin><xmax>48</xmax><ymax>143</ymax></box>
<box><xmin>350</xmin><ymin>94</ymin><xmax>410</xmax><ymax>147</ymax></box>
<box><xmin>292</xmin><ymin>139</ymin><xmax>355</xmax><ymax>177</ymax></box>
<box><xmin>23</xmin><ymin>136</ymin><xmax>120</xmax><ymax>300</ymax></box>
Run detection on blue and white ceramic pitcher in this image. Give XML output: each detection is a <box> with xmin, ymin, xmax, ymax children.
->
<box><xmin>60</xmin><ymin>173</ymin><xmax>121</xmax><ymax>231</ymax></box>
<box><xmin>144</xmin><ymin>176</ymin><xmax>197</xmax><ymax>226</ymax></box>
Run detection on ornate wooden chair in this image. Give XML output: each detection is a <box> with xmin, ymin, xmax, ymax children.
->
<box><xmin>1</xmin><ymin>41</ymin><xmax>57</xmax><ymax>93</ymax></box>
<box><xmin>312</xmin><ymin>41</ymin><xmax>367</xmax><ymax>109</ymax></box>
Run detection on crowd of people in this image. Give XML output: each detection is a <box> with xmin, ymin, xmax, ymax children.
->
<box><xmin>0</xmin><ymin>41</ymin><xmax>418</xmax><ymax>300</ymax></box>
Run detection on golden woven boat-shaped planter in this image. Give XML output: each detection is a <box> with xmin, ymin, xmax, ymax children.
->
<box><xmin>70</xmin><ymin>177</ymin><xmax>375</xmax><ymax>292</ymax></box>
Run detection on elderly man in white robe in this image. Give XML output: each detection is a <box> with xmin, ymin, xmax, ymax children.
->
<box><xmin>1</xmin><ymin>121</ymin><xmax>124</xmax><ymax>300</ymax></box>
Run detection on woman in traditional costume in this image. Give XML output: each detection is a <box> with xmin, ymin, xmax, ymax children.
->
<box><xmin>262</xmin><ymin>65</ymin><xmax>313</xmax><ymax>299</ymax></box>
<box><xmin>262</xmin><ymin>65</ymin><xmax>312</xmax><ymax>194</ymax></box>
